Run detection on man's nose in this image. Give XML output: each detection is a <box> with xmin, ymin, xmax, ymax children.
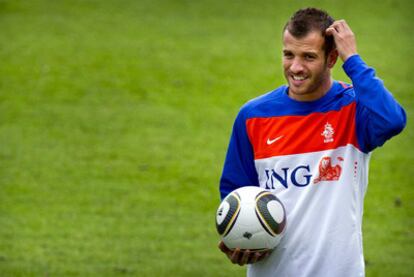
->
<box><xmin>290</xmin><ymin>58</ymin><xmax>304</xmax><ymax>73</ymax></box>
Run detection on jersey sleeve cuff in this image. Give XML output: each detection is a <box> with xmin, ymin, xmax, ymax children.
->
<box><xmin>342</xmin><ymin>54</ymin><xmax>365</xmax><ymax>78</ymax></box>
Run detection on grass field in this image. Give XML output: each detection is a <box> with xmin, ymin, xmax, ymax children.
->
<box><xmin>0</xmin><ymin>0</ymin><xmax>413</xmax><ymax>276</ymax></box>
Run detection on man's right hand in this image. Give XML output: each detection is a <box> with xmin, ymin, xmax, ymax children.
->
<box><xmin>218</xmin><ymin>241</ymin><xmax>272</xmax><ymax>266</ymax></box>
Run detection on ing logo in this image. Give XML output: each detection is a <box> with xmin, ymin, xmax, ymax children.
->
<box><xmin>263</xmin><ymin>156</ymin><xmax>344</xmax><ymax>189</ymax></box>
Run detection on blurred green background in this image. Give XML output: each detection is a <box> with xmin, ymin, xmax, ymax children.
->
<box><xmin>0</xmin><ymin>0</ymin><xmax>412</xmax><ymax>276</ymax></box>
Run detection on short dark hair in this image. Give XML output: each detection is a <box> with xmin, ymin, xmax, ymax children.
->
<box><xmin>284</xmin><ymin>8</ymin><xmax>335</xmax><ymax>56</ymax></box>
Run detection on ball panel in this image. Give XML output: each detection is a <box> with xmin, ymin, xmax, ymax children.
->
<box><xmin>216</xmin><ymin>201</ymin><xmax>230</xmax><ymax>225</ymax></box>
<box><xmin>255</xmin><ymin>209</ymin><xmax>276</xmax><ymax>237</ymax></box>
<box><xmin>255</xmin><ymin>192</ymin><xmax>286</xmax><ymax>235</ymax></box>
<box><xmin>216</xmin><ymin>193</ymin><xmax>241</xmax><ymax>236</ymax></box>
<box><xmin>267</xmin><ymin>200</ymin><xmax>285</xmax><ymax>224</ymax></box>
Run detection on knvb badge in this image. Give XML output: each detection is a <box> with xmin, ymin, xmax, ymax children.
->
<box><xmin>321</xmin><ymin>122</ymin><xmax>334</xmax><ymax>143</ymax></box>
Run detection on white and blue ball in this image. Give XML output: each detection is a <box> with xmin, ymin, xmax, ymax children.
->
<box><xmin>216</xmin><ymin>186</ymin><xmax>286</xmax><ymax>250</ymax></box>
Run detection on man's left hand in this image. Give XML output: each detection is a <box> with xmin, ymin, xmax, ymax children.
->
<box><xmin>326</xmin><ymin>20</ymin><xmax>358</xmax><ymax>62</ymax></box>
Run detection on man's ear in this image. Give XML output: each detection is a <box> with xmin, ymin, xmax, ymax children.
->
<box><xmin>327</xmin><ymin>49</ymin><xmax>338</xmax><ymax>68</ymax></box>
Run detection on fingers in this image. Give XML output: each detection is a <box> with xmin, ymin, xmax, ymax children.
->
<box><xmin>248</xmin><ymin>251</ymin><xmax>262</xmax><ymax>264</ymax></box>
<box><xmin>325</xmin><ymin>19</ymin><xmax>357</xmax><ymax>62</ymax></box>
<box><xmin>326</xmin><ymin>20</ymin><xmax>353</xmax><ymax>36</ymax></box>
<box><xmin>334</xmin><ymin>20</ymin><xmax>346</xmax><ymax>31</ymax></box>
<box><xmin>239</xmin><ymin>249</ymin><xmax>251</xmax><ymax>265</ymax></box>
<box><xmin>218</xmin><ymin>242</ymin><xmax>245</xmax><ymax>265</ymax></box>
<box><xmin>230</xmin><ymin>248</ymin><xmax>250</xmax><ymax>265</ymax></box>
<box><xmin>218</xmin><ymin>241</ymin><xmax>236</xmax><ymax>261</ymax></box>
<box><xmin>325</xmin><ymin>20</ymin><xmax>344</xmax><ymax>36</ymax></box>
<box><xmin>230</xmin><ymin>249</ymin><xmax>255</xmax><ymax>266</ymax></box>
<box><xmin>227</xmin><ymin>247</ymin><xmax>257</xmax><ymax>265</ymax></box>
<box><xmin>230</xmin><ymin>248</ymin><xmax>271</xmax><ymax>265</ymax></box>
<box><xmin>218</xmin><ymin>241</ymin><xmax>272</xmax><ymax>266</ymax></box>
<box><xmin>257</xmin><ymin>249</ymin><xmax>272</xmax><ymax>262</ymax></box>
<box><xmin>325</xmin><ymin>26</ymin><xmax>337</xmax><ymax>36</ymax></box>
<box><xmin>230</xmin><ymin>248</ymin><xmax>242</xmax><ymax>264</ymax></box>
<box><xmin>218</xmin><ymin>241</ymin><xmax>230</xmax><ymax>253</ymax></box>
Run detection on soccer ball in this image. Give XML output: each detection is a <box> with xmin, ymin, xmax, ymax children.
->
<box><xmin>216</xmin><ymin>186</ymin><xmax>286</xmax><ymax>250</ymax></box>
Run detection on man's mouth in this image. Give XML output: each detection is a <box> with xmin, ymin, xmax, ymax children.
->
<box><xmin>290</xmin><ymin>74</ymin><xmax>307</xmax><ymax>86</ymax></box>
<box><xmin>292</xmin><ymin>75</ymin><xmax>306</xmax><ymax>81</ymax></box>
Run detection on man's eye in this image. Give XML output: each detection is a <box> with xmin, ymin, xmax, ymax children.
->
<box><xmin>284</xmin><ymin>53</ymin><xmax>293</xmax><ymax>59</ymax></box>
<box><xmin>305</xmin><ymin>55</ymin><xmax>316</xmax><ymax>60</ymax></box>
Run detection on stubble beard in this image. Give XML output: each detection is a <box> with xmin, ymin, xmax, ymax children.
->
<box><xmin>286</xmin><ymin>59</ymin><xmax>331</xmax><ymax>101</ymax></box>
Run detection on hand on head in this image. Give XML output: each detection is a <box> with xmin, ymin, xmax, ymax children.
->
<box><xmin>326</xmin><ymin>20</ymin><xmax>358</xmax><ymax>62</ymax></box>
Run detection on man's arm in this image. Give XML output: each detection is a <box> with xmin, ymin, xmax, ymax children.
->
<box><xmin>326</xmin><ymin>20</ymin><xmax>406</xmax><ymax>152</ymax></box>
<box><xmin>220</xmin><ymin>108</ymin><xmax>258</xmax><ymax>199</ymax></box>
<box><xmin>219</xmin><ymin>108</ymin><xmax>273</xmax><ymax>265</ymax></box>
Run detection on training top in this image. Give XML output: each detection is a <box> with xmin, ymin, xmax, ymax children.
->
<box><xmin>219</xmin><ymin>55</ymin><xmax>406</xmax><ymax>277</ymax></box>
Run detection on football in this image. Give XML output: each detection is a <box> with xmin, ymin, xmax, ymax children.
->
<box><xmin>216</xmin><ymin>186</ymin><xmax>286</xmax><ymax>250</ymax></box>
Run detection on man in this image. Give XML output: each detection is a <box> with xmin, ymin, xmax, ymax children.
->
<box><xmin>218</xmin><ymin>7</ymin><xmax>406</xmax><ymax>277</ymax></box>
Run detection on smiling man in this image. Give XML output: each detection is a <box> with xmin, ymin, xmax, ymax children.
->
<box><xmin>218</xmin><ymin>8</ymin><xmax>406</xmax><ymax>277</ymax></box>
<box><xmin>282</xmin><ymin>30</ymin><xmax>336</xmax><ymax>101</ymax></box>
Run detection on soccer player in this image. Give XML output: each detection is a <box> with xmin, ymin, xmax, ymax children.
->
<box><xmin>218</xmin><ymin>7</ymin><xmax>406</xmax><ymax>276</ymax></box>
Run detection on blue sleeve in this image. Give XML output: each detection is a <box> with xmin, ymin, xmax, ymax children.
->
<box><xmin>219</xmin><ymin>108</ymin><xmax>259</xmax><ymax>199</ymax></box>
<box><xmin>343</xmin><ymin>55</ymin><xmax>406</xmax><ymax>153</ymax></box>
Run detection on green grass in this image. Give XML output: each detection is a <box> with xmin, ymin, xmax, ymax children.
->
<box><xmin>0</xmin><ymin>0</ymin><xmax>413</xmax><ymax>276</ymax></box>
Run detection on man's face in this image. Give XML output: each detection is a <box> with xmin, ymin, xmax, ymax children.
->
<box><xmin>282</xmin><ymin>30</ymin><xmax>336</xmax><ymax>101</ymax></box>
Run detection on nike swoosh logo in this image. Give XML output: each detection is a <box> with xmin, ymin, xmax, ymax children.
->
<box><xmin>267</xmin><ymin>135</ymin><xmax>284</xmax><ymax>145</ymax></box>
